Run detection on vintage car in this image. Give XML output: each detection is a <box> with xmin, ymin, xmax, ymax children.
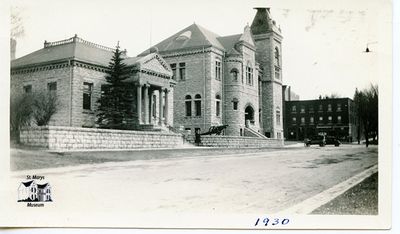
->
<box><xmin>304</xmin><ymin>135</ymin><xmax>326</xmax><ymax>147</ymax></box>
<box><xmin>325</xmin><ymin>136</ymin><xmax>341</xmax><ymax>146</ymax></box>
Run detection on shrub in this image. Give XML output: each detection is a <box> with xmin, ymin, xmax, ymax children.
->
<box><xmin>31</xmin><ymin>91</ymin><xmax>58</xmax><ymax>126</ymax></box>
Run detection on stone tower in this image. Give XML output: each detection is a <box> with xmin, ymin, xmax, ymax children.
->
<box><xmin>251</xmin><ymin>7</ymin><xmax>283</xmax><ymax>139</ymax></box>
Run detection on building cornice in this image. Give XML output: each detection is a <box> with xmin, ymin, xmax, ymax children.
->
<box><xmin>11</xmin><ymin>58</ymin><xmax>110</xmax><ymax>75</ymax></box>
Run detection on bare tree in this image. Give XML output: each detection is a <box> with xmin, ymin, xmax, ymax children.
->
<box><xmin>31</xmin><ymin>91</ymin><xmax>58</xmax><ymax>126</ymax></box>
<box><xmin>353</xmin><ymin>84</ymin><xmax>378</xmax><ymax>147</ymax></box>
<box><xmin>10</xmin><ymin>93</ymin><xmax>33</xmax><ymax>142</ymax></box>
<box><xmin>11</xmin><ymin>6</ymin><xmax>25</xmax><ymax>39</ymax></box>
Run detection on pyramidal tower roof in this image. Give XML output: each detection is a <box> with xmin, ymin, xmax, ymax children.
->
<box><xmin>250</xmin><ymin>7</ymin><xmax>281</xmax><ymax>35</ymax></box>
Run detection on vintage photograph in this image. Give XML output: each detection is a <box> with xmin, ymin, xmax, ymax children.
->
<box><xmin>1</xmin><ymin>0</ymin><xmax>392</xmax><ymax>229</ymax></box>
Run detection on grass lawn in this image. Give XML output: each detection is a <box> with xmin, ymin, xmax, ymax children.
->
<box><xmin>11</xmin><ymin>146</ymin><xmax>285</xmax><ymax>171</ymax></box>
<box><xmin>311</xmin><ymin>172</ymin><xmax>378</xmax><ymax>215</ymax></box>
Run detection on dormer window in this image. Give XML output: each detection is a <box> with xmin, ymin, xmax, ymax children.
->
<box><xmin>176</xmin><ymin>31</ymin><xmax>192</xmax><ymax>40</ymax></box>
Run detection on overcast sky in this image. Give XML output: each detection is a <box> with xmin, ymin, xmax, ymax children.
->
<box><xmin>11</xmin><ymin>0</ymin><xmax>392</xmax><ymax>100</ymax></box>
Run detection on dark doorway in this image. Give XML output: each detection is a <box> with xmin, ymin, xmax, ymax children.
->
<box><xmin>245</xmin><ymin>106</ymin><xmax>254</xmax><ymax>123</ymax></box>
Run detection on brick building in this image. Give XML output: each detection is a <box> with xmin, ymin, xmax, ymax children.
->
<box><xmin>283</xmin><ymin>98</ymin><xmax>357</xmax><ymax>142</ymax></box>
<box><xmin>139</xmin><ymin>7</ymin><xmax>283</xmax><ymax>138</ymax></box>
<box><xmin>11</xmin><ymin>35</ymin><xmax>175</xmax><ymax>129</ymax></box>
<box><xmin>11</xmin><ymin>7</ymin><xmax>283</xmax><ymax>138</ymax></box>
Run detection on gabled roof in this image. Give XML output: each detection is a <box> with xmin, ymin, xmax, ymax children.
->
<box><xmin>217</xmin><ymin>34</ymin><xmax>242</xmax><ymax>53</ymax></box>
<box><xmin>37</xmin><ymin>183</ymin><xmax>50</xmax><ymax>189</ymax></box>
<box><xmin>138</xmin><ymin>23</ymin><xmax>225</xmax><ymax>56</ymax></box>
<box><xmin>11</xmin><ymin>35</ymin><xmax>121</xmax><ymax>69</ymax></box>
<box><xmin>22</xmin><ymin>180</ymin><xmax>34</xmax><ymax>187</ymax></box>
<box><xmin>124</xmin><ymin>52</ymin><xmax>172</xmax><ymax>79</ymax></box>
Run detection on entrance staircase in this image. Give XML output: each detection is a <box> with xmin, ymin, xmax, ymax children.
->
<box><xmin>244</xmin><ymin>127</ymin><xmax>269</xmax><ymax>139</ymax></box>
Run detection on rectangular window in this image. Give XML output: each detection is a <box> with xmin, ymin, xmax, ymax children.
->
<box><xmin>215</xmin><ymin>61</ymin><xmax>221</xmax><ymax>80</ymax></box>
<box><xmin>309</xmin><ymin>106</ymin><xmax>314</xmax><ymax>113</ymax></box>
<box><xmin>23</xmin><ymin>85</ymin><xmax>32</xmax><ymax>93</ymax></box>
<box><xmin>47</xmin><ymin>82</ymin><xmax>57</xmax><ymax>91</ymax></box>
<box><xmin>337</xmin><ymin>115</ymin><xmax>342</xmax><ymax>123</ymax></box>
<box><xmin>337</xmin><ymin>103</ymin><xmax>342</xmax><ymax>111</ymax></box>
<box><xmin>246</xmin><ymin>67</ymin><xmax>253</xmax><ymax>85</ymax></box>
<box><xmin>216</xmin><ymin>100</ymin><xmax>220</xmax><ymax>117</ymax></box>
<box><xmin>319</xmin><ymin>104</ymin><xmax>323</xmax><ymax>112</ymax></box>
<box><xmin>185</xmin><ymin>100</ymin><xmax>191</xmax><ymax>117</ymax></box>
<box><xmin>233</xmin><ymin>101</ymin><xmax>238</xmax><ymax>110</ymax></box>
<box><xmin>292</xmin><ymin>117</ymin><xmax>296</xmax><ymax>122</ymax></box>
<box><xmin>170</xmin><ymin>63</ymin><xmax>177</xmax><ymax>80</ymax></box>
<box><xmin>310</xmin><ymin>117</ymin><xmax>314</xmax><ymax>124</ymax></box>
<box><xmin>83</xmin><ymin>82</ymin><xmax>93</xmax><ymax>110</ymax></box>
<box><xmin>328</xmin><ymin>116</ymin><xmax>332</xmax><ymax>122</ymax></box>
<box><xmin>179</xmin><ymin>62</ymin><xmax>186</xmax><ymax>81</ymax></box>
<box><xmin>328</xmin><ymin>104</ymin><xmax>332</xmax><ymax>112</ymax></box>
<box><xmin>301</xmin><ymin>117</ymin><xmax>305</xmax><ymax>124</ymax></box>
<box><xmin>292</xmin><ymin>105</ymin><xmax>297</xmax><ymax>112</ymax></box>
<box><xmin>300</xmin><ymin>106</ymin><xmax>305</xmax><ymax>113</ymax></box>
<box><xmin>195</xmin><ymin>100</ymin><xmax>201</xmax><ymax>116</ymax></box>
<box><xmin>319</xmin><ymin>116</ymin><xmax>323</xmax><ymax>121</ymax></box>
<box><xmin>276</xmin><ymin>110</ymin><xmax>281</xmax><ymax>125</ymax></box>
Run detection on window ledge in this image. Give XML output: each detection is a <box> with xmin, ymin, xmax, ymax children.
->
<box><xmin>83</xmin><ymin>110</ymin><xmax>94</xmax><ymax>114</ymax></box>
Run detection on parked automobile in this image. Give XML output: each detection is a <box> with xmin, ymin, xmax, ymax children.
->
<box><xmin>304</xmin><ymin>135</ymin><xmax>326</xmax><ymax>147</ymax></box>
<box><xmin>325</xmin><ymin>136</ymin><xmax>341</xmax><ymax>146</ymax></box>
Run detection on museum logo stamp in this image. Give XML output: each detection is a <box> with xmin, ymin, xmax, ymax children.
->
<box><xmin>17</xmin><ymin>175</ymin><xmax>52</xmax><ymax>207</ymax></box>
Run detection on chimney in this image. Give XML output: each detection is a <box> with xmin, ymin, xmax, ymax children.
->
<box><xmin>10</xmin><ymin>38</ymin><xmax>16</xmax><ymax>60</ymax></box>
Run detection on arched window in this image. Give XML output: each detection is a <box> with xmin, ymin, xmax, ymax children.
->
<box><xmin>194</xmin><ymin>94</ymin><xmax>202</xmax><ymax>116</ymax></box>
<box><xmin>230</xmin><ymin>69</ymin><xmax>239</xmax><ymax>82</ymax></box>
<box><xmin>232</xmin><ymin>98</ymin><xmax>238</xmax><ymax>110</ymax></box>
<box><xmin>274</xmin><ymin>47</ymin><xmax>280</xmax><ymax>66</ymax></box>
<box><xmin>216</xmin><ymin>94</ymin><xmax>221</xmax><ymax>117</ymax></box>
<box><xmin>274</xmin><ymin>47</ymin><xmax>281</xmax><ymax>80</ymax></box>
<box><xmin>185</xmin><ymin>95</ymin><xmax>192</xmax><ymax>117</ymax></box>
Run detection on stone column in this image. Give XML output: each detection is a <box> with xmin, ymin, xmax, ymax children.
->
<box><xmin>137</xmin><ymin>85</ymin><xmax>142</xmax><ymax>124</ymax></box>
<box><xmin>158</xmin><ymin>88</ymin><xmax>164</xmax><ymax>126</ymax></box>
<box><xmin>149</xmin><ymin>90</ymin><xmax>153</xmax><ymax>124</ymax></box>
<box><xmin>143</xmin><ymin>84</ymin><xmax>149</xmax><ymax>124</ymax></box>
<box><xmin>164</xmin><ymin>88</ymin><xmax>169</xmax><ymax>126</ymax></box>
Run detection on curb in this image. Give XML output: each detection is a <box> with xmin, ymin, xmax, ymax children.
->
<box><xmin>278</xmin><ymin>164</ymin><xmax>378</xmax><ymax>215</ymax></box>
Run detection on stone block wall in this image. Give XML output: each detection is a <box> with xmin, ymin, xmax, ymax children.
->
<box><xmin>163</xmin><ymin>48</ymin><xmax>225</xmax><ymax>134</ymax></box>
<box><xmin>199</xmin><ymin>135</ymin><xmax>283</xmax><ymax>148</ymax></box>
<box><xmin>71</xmin><ymin>65</ymin><xmax>108</xmax><ymax>127</ymax></box>
<box><xmin>11</xmin><ymin>63</ymin><xmax>72</xmax><ymax>126</ymax></box>
<box><xmin>20</xmin><ymin>126</ymin><xmax>185</xmax><ymax>150</ymax></box>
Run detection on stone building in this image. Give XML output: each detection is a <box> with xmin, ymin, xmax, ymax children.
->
<box><xmin>11</xmin><ymin>35</ymin><xmax>175</xmax><ymax>130</ymax></box>
<box><xmin>283</xmin><ymin>98</ymin><xmax>358</xmax><ymax>142</ymax></box>
<box><xmin>11</xmin><ymin>7</ymin><xmax>283</xmax><ymax>138</ymax></box>
<box><xmin>139</xmin><ymin>7</ymin><xmax>283</xmax><ymax>138</ymax></box>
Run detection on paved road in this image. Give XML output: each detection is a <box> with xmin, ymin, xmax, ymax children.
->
<box><xmin>11</xmin><ymin>145</ymin><xmax>377</xmax><ymax>214</ymax></box>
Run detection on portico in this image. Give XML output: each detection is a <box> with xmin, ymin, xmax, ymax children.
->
<box><xmin>136</xmin><ymin>84</ymin><xmax>171</xmax><ymax>127</ymax></box>
<box><xmin>124</xmin><ymin>52</ymin><xmax>175</xmax><ymax>130</ymax></box>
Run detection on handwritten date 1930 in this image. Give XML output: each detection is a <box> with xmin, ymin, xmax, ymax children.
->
<box><xmin>254</xmin><ymin>217</ymin><xmax>289</xmax><ymax>227</ymax></box>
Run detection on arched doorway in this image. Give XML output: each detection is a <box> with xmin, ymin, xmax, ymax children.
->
<box><xmin>245</xmin><ymin>105</ymin><xmax>254</xmax><ymax>126</ymax></box>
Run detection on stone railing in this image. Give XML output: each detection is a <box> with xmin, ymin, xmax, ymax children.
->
<box><xmin>19</xmin><ymin>126</ymin><xmax>184</xmax><ymax>150</ymax></box>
